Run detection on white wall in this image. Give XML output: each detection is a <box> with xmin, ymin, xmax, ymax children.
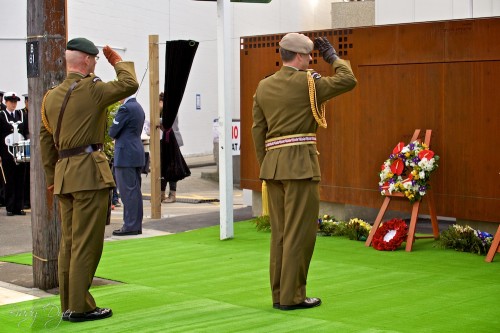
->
<box><xmin>2</xmin><ymin>0</ymin><xmax>498</xmax><ymax>156</ymax></box>
<box><xmin>0</xmin><ymin>0</ymin><xmax>28</xmax><ymax>109</ymax></box>
<box><xmin>376</xmin><ymin>0</ymin><xmax>500</xmax><ymax>25</ymax></box>
<box><xmin>0</xmin><ymin>0</ymin><xmax>330</xmax><ymax>156</ymax></box>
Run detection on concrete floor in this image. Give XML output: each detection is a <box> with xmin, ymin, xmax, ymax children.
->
<box><xmin>0</xmin><ymin>154</ymin><xmax>253</xmax><ymax>305</ymax></box>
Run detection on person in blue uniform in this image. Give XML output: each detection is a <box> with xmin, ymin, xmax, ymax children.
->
<box><xmin>109</xmin><ymin>96</ymin><xmax>145</xmax><ymax>235</ymax></box>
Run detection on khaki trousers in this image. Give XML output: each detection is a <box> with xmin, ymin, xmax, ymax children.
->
<box><xmin>266</xmin><ymin>179</ymin><xmax>319</xmax><ymax>306</ymax></box>
<box><xmin>57</xmin><ymin>188</ymin><xmax>109</xmax><ymax>313</ymax></box>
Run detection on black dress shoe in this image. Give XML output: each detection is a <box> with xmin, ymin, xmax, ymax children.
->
<box><xmin>273</xmin><ymin>302</ymin><xmax>280</xmax><ymax>309</ymax></box>
<box><xmin>67</xmin><ymin>307</ymin><xmax>113</xmax><ymax>323</ymax></box>
<box><xmin>279</xmin><ymin>297</ymin><xmax>322</xmax><ymax>310</ymax></box>
<box><xmin>112</xmin><ymin>228</ymin><xmax>140</xmax><ymax>236</ymax></box>
<box><xmin>8</xmin><ymin>211</ymin><xmax>26</xmax><ymax>216</ymax></box>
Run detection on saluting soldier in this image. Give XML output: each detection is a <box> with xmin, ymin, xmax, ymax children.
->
<box><xmin>40</xmin><ymin>37</ymin><xmax>139</xmax><ymax>323</ymax></box>
<box><xmin>252</xmin><ymin>33</ymin><xmax>357</xmax><ymax>310</ymax></box>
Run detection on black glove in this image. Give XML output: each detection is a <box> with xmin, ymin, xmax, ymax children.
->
<box><xmin>314</xmin><ymin>37</ymin><xmax>338</xmax><ymax>65</ymax></box>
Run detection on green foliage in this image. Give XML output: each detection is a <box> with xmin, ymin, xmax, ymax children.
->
<box><xmin>253</xmin><ymin>215</ymin><xmax>271</xmax><ymax>232</ymax></box>
<box><xmin>104</xmin><ymin>102</ymin><xmax>121</xmax><ymax>161</ymax></box>
<box><xmin>318</xmin><ymin>216</ymin><xmax>371</xmax><ymax>241</ymax></box>
<box><xmin>437</xmin><ymin>224</ymin><xmax>493</xmax><ymax>255</ymax></box>
<box><xmin>318</xmin><ymin>216</ymin><xmax>347</xmax><ymax>237</ymax></box>
<box><xmin>344</xmin><ymin>218</ymin><xmax>371</xmax><ymax>241</ymax></box>
<box><xmin>254</xmin><ymin>213</ymin><xmax>372</xmax><ymax>242</ymax></box>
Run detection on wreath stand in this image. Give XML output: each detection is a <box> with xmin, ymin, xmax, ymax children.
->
<box><xmin>365</xmin><ymin>129</ymin><xmax>440</xmax><ymax>252</ymax></box>
<box><xmin>485</xmin><ymin>225</ymin><xmax>500</xmax><ymax>262</ymax></box>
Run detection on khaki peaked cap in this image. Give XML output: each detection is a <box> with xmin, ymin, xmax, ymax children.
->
<box><xmin>279</xmin><ymin>33</ymin><xmax>314</xmax><ymax>54</ymax></box>
<box><xmin>66</xmin><ymin>37</ymin><xmax>99</xmax><ymax>56</ymax></box>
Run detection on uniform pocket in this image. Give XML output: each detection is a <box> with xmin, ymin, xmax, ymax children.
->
<box><xmin>91</xmin><ymin>151</ymin><xmax>115</xmax><ymax>186</ymax></box>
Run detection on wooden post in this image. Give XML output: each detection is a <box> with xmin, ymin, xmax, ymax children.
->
<box><xmin>485</xmin><ymin>225</ymin><xmax>500</xmax><ymax>263</ymax></box>
<box><xmin>27</xmin><ymin>0</ymin><xmax>66</xmax><ymax>289</ymax></box>
<box><xmin>149</xmin><ymin>35</ymin><xmax>161</xmax><ymax>219</ymax></box>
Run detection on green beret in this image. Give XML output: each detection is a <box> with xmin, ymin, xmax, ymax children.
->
<box><xmin>66</xmin><ymin>37</ymin><xmax>99</xmax><ymax>56</ymax></box>
<box><xmin>279</xmin><ymin>33</ymin><xmax>314</xmax><ymax>54</ymax></box>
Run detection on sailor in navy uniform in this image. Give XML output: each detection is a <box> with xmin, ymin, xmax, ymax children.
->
<box><xmin>0</xmin><ymin>92</ymin><xmax>29</xmax><ymax>215</ymax></box>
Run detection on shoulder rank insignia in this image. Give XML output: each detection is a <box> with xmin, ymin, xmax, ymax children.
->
<box><xmin>308</xmin><ymin>70</ymin><xmax>321</xmax><ymax>80</ymax></box>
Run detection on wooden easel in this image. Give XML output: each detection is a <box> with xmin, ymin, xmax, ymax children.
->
<box><xmin>485</xmin><ymin>225</ymin><xmax>500</xmax><ymax>262</ymax></box>
<box><xmin>365</xmin><ymin>129</ymin><xmax>440</xmax><ymax>252</ymax></box>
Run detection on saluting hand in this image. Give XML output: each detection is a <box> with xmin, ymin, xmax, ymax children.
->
<box><xmin>314</xmin><ymin>37</ymin><xmax>339</xmax><ymax>65</ymax></box>
<box><xmin>103</xmin><ymin>46</ymin><xmax>122</xmax><ymax>66</ymax></box>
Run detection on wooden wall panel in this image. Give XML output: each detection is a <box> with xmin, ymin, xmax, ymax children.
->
<box><xmin>240</xmin><ymin>18</ymin><xmax>500</xmax><ymax>222</ymax></box>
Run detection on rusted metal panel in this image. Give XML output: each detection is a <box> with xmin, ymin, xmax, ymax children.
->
<box><xmin>240</xmin><ymin>17</ymin><xmax>500</xmax><ymax>222</ymax></box>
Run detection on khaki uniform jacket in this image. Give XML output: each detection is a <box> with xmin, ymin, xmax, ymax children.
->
<box><xmin>252</xmin><ymin>59</ymin><xmax>357</xmax><ymax>181</ymax></box>
<box><xmin>40</xmin><ymin>62</ymin><xmax>139</xmax><ymax>194</ymax></box>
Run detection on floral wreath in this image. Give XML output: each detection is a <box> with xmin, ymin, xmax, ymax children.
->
<box><xmin>372</xmin><ymin>218</ymin><xmax>409</xmax><ymax>251</ymax></box>
<box><xmin>379</xmin><ymin>140</ymin><xmax>439</xmax><ymax>203</ymax></box>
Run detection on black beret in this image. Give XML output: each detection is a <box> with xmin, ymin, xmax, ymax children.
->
<box><xmin>66</xmin><ymin>37</ymin><xmax>99</xmax><ymax>56</ymax></box>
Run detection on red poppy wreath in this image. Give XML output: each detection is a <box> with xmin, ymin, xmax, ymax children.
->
<box><xmin>372</xmin><ymin>218</ymin><xmax>409</xmax><ymax>251</ymax></box>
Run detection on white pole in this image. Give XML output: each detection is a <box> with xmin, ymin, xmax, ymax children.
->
<box><xmin>217</xmin><ymin>0</ymin><xmax>234</xmax><ymax>240</ymax></box>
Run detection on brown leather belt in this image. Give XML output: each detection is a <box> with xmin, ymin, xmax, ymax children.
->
<box><xmin>58</xmin><ymin>144</ymin><xmax>103</xmax><ymax>159</ymax></box>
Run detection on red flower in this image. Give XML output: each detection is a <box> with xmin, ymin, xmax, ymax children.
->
<box><xmin>392</xmin><ymin>142</ymin><xmax>405</xmax><ymax>154</ymax></box>
<box><xmin>418</xmin><ymin>149</ymin><xmax>434</xmax><ymax>160</ymax></box>
<box><xmin>390</xmin><ymin>159</ymin><xmax>404</xmax><ymax>175</ymax></box>
<box><xmin>402</xmin><ymin>174</ymin><xmax>413</xmax><ymax>183</ymax></box>
<box><xmin>372</xmin><ymin>218</ymin><xmax>409</xmax><ymax>251</ymax></box>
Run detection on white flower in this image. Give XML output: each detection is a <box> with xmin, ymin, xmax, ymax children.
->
<box><xmin>418</xmin><ymin>158</ymin><xmax>436</xmax><ymax>172</ymax></box>
<box><xmin>419</xmin><ymin>171</ymin><xmax>425</xmax><ymax>179</ymax></box>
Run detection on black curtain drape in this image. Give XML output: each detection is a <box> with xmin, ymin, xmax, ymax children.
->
<box><xmin>162</xmin><ymin>40</ymin><xmax>199</xmax><ymax>129</ymax></box>
<box><xmin>161</xmin><ymin>40</ymin><xmax>199</xmax><ymax>182</ymax></box>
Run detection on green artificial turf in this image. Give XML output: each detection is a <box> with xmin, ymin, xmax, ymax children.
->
<box><xmin>1</xmin><ymin>221</ymin><xmax>500</xmax><ymax>332</ymax></box>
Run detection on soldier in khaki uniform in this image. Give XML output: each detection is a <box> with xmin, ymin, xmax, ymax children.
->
<box><xmin>40</xmin><ymin>38</ymin><xmax>139</xmax><ymax>322</ymax></box>
<box><xmin>252</xmin><ymin>33</ymin><xmax>357</xmax><ymax>310</ymax></box>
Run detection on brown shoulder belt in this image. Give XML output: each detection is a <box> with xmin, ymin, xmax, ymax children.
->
<box><xmin>54</xmin><ymin>79</ymin><xmax>81</xmax><ymax>149</ymax></box>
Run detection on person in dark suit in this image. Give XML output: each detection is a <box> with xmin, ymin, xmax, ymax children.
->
<box><xmin>40</xmin><ymin>37</ymin><xmax>138</xmax><ymax>322</ymax></box>
<box><xmin>0</xmin><ymin>92</ymin><xmax>29</xmax><ymax>216</ymax></box>
<box><xmin>252</xmin><ymin>33</ymin><xmax>357</xmax><ymax>310</ymax></box>
<box><xmin>0</xmin><ymin>90</ymin><xmax>6</xmax><ymax>206</ymax></box>
<box><xmin>0</xmin><ymin>91</ymin><xmax>6</xmax><ymax>111</ymax></box>
<box><xmin>21</xmin><ymin>93</ymin><xmax>30</xmax><ymax>209</ymax></box>
<box><xmin>109</xmin><ymin>96</ymin><xmax>145</xmax><ymax>236</ymax></box>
